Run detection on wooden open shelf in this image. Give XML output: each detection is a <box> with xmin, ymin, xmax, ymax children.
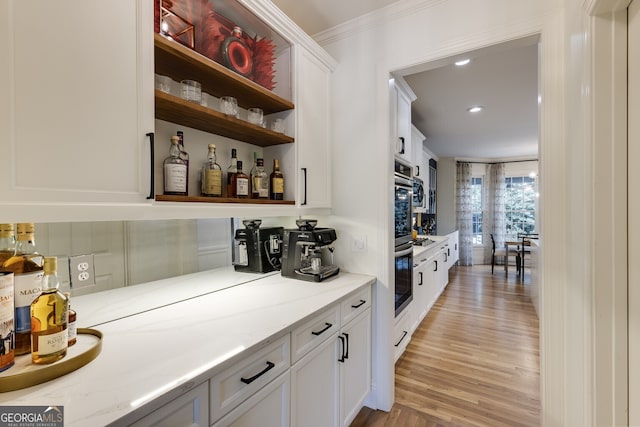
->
<box><xmin>154</xmin><ymin>33</ymin><xmax>294</xmax><ymax>114</ymax></box>
<box><xmin>155</xmin><ymin>195</ymin><xmax>295</xmax><ymax>205</ymax></box>
<box><xmin>155</xmin><ymin>90</ymin><xmax>294</xmax><ymax>147</ymax></box>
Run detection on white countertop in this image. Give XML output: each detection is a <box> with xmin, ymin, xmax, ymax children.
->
<box><xmin>0</xmin><ymin>270</ymin><xmax>375</xmax><ymax>426</ymax></box>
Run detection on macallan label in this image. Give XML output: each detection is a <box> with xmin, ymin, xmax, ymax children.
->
<box><xmin>37</xmin><ymin>329</ymin><xmax>68</xmax><ymax>356</ymax></box>
<box><xmin>164</xmin><ymin>164</ymin><xmax>187</xmax><ymax>192</ymax></box>
<box><xmin>204</xmin><ymin>170</ymin><xmax>222</xmax><ymax>194</ymax></box>
<box><xmin>273</xmin><ymin>178</ymin><xmax>284</xmax><ymax>193</ymax></box>
<box><xmin>14</xmin><ymin>271</ymin><xmax>43</xmax><ymax>333</ymax></box>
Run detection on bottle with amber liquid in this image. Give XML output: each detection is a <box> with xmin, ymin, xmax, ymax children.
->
<box><xmin>177</xmin><ymin>130</ymin><xmax>190</xmax><ymax>194</ymax></box>
<box><xmin>252</xmin><ymin>158</ymin><xmax>269</xmax><ymax>199</ymax></box>
<box><xmin>2</xmin><ymin>223</ymin><xmax>44</xmax><ymax>356</ymax></box>
<box><xmin>232</xmin><ymin>160</ymin><xmax>249</xmax><ymax>198</ymax></box>
<box><xmin>31</xmin><ymin>257</ymin><xmax>68</xmax><ymax>364</ymax></box>
<box><xmin>270</xmin><ymin>159</ymin><xmax>284</xmax><ymax>200</ymax></box>
<box><xmin>201</xmin><ymin>144</ymin><xmax>222</xmax><ymax>197</ymax></box>
<box><xmin>227</xmin><ymin>148</ymin><xmax>238</xmax><ymax>197</ymax></box>
<box><xmin>163</xmin><ymin>136</ymin><xmax>187</xmax><ymax>196</ymax></box>
<box><xmin>64</xmin><ymin>293</ymin><xmax>77</xmax><ymax>347</ymax></box>
<box><xmin>0</xmin><ymin>224</ymin><xmax>15</xmax><ymax>265</ymax></box>
<box><xmin>0</xmin><ymin>271</ymin><xmax>14</xmax><ymax>372</ymax></box>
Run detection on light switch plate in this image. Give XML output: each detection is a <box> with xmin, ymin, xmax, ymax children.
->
<box><xmin>68</xmin><ymin>254</ymin><xmax>96</xmax><ymax>289</ymax></box>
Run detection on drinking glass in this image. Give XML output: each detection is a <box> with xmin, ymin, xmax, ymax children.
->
<box><xmin>220</xmin><ymin>96</ymin><xmax>239</xmax><ymax>117</ymax></box>
<box><xmin>180</xmin><ymin>80</ymin><xmax>201</xmax><ymax>103</ymax></box>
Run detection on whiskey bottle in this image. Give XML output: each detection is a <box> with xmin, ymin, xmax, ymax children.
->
<box><xmin>232</xmin><ymin>160</ymin><xmax>249</xmax><ymax>198</ymax></box>
<box><xmin>249</xmin><ymin>151</ymin><xmax>258</xmax><ymax>197</ymax></box>
<box><xmin>227</xmin><ymin>148</ymin><xmax>238</xmax><ymax>197</ymax></box>
<box><xmin>201</xmin><ymin>144</ymin><xmax>222</xmax><ymax>197</ymax></box>
<box><xmin>163</xmin><ymin>136</ymin><xmax>188</xmax><ymax>196</ymax></box>
<box><xmin>64</xmin><ymin>293</ymin><xmax>77</xmax><ymax>347</ymax></box>
<box><xmin>177</xmin><ymin>131</ymin><xmax>190</xmax><ymax>194</ymax></box>
<box><xmin>31</xmin><ymin>257</ymin><xmax>68</xmax><ymax>364</ymax></box>
<box><xmin>2</xmin><ymin>223</ymin><xmax>43</xmax><ymax>356</ymax></box>
<box><xmin>0</xmin><ymin>224</ymin><xmax>15</xmax><ymax>265</ymax></box>
<box><xmin>0</xmin><ymin>272</ymin><xmax>14</xmax><ymax>372</ymax></box>
<box><xmin>252</xmin><ymin>158</ymin><xmax>269</xmax><ymax>199</ymax></box>
<box><xmin>270</xmin><ymin>159</ymin><xmax>284</xmax><ymax>200</ymax></box>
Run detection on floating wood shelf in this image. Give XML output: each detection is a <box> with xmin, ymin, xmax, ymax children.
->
<box><xmin>155</xmin><ymin>90</ymin><xmax>294</xmax><ymax>147</ymax></box>
<box><xmin>154</xmin><ymin>33</ymin><xmax>294</xmax><ymax>114</ymax></box>
<box><xmin>155</xmin><ymin>194</ymin><xmax>295</xmax><ymax>205</ymax></box>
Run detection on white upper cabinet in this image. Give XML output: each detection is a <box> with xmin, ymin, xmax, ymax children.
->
<box><xmin>411</xmin><ymin>125</ymin><xmax>426</xmax><ymax>179</ymax></box>
<box><xmin>295</xmin><ymin>46</ymin><xmax>333</xmax><ymax>208</ymax></box>
<box><xmin>0</xmin><ymin>0</ymin><xmax>154</xmax><ymax>205</ymax></box>
<box><xmin>390</xmin><ymin>77</ymin><xmax>416</xmax><ymax>164</ymax></box>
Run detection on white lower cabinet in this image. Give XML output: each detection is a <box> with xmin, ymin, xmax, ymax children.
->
<box><xmin>129</xmin><ymin>382</ymin><xmax>209</xmax><ymax>427</ymax></box>
<box><xmin>393</xmin><ymin>305</ymin><xmax>412</xmax><ymax>363</ymax></box>
<box><xmin>212</xmin><ymin>372</ymin><xmax>290</xmax><ymax>427</ymax></box>
<box><xmin>411</xmin><ymin>252</ymin><xmax>430</xmax><ymax>332</ymax></box>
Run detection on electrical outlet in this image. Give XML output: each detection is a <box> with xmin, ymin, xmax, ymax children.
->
<box><xmin>68</xmin><ymin>254</ymin><xmax>96</xmax><ymax>289</ymax></box>
<box><xmin>352</xmin><ymin>235</ymin><xmax>367</xmax><ymax>252</ymax></box>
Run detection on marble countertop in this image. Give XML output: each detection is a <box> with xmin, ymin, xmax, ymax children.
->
<box><xmin>413</xmin><ymin>235</ymin><xmax>448</xmax><ymax>259</ymax></box>
<box><xmin>0</xmin><ymin>270</ymin><xmax>375</xmax><ymax>426</ymax></box>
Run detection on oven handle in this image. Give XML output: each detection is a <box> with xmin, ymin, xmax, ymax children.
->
<box><xmin>394</xmin><ymin>246</ymin><xmax>414</xmax><ymax>258</ymax></box>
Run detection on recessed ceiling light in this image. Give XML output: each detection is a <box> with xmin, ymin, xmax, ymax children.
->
<box><xmin>467</xmin><ymin>106</ymin><xmax>484</xmax><ymax>113</ymax></box>
<box><xmin>455</xmin><ymin>59</ymin><xmax>471</xmax><ymax>66</ymax></box>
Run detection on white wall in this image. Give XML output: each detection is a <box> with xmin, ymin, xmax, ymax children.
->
<box><xmin>316</xmin><ymin>0</ymin><xmax>554</xmax><ymax>413</ymax></box>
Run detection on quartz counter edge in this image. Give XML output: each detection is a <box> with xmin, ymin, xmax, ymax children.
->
<box><xmin>0</xmin><ymin>271</ymin><xmax>376</xmax><ymax>427</ymax></box>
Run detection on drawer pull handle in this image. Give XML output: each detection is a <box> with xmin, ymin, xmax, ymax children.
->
<box><xmin>394</xmin><ymin>330</ymin><xmax>408</xmax><ymax>347</ymax></box>
<box><xmin>240</xmin><ymin>361</ymin><xmax>275</xmax><ymax>384</ymax></box>
<box><xmin>338</xmin><ymin>335</ymin><xmax>346</xmax><ymax>362</ymax></box>
<box><xmin>351</xmin><ymin>300</ymin><xmax>366</xmax><ymax>309</ymax></box>
<box><xmin>311</xmin><ymin>322</ymin><xmax>333</xmax><ymax>336</ymax></box>
<box><xmin>344</xmin><ymin>333</ymin><xmax>349</xmax><ymax>360</ymax></box>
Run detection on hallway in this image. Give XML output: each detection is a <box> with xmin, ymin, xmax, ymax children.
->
<box><xmin>352</xmin><ymin>265</ymin><xmax>540</xmax><ymax>426</ymax></box>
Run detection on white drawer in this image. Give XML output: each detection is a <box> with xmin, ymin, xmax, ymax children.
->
<box><xmin>210</xmin><ymin>334</ymin><xmax>290</xmax><ymax>423</ymax></box>
<box><xmin>291</xmin><ymin>305</ymin><xmax>340</xmax><ymax>363</ymax></box>
<box><xmin>340</xmin><ymin>285</ymin><xmax>372</xmax><ymax>326</ymax></box>
<box><xmin>393</xmin><ymin>306</ymin><xmax>412</xmax><ymax>363</ymax></box>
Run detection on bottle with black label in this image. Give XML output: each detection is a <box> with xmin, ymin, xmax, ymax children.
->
<box><xmin>227</xmin><ymin>148</ymin><xmax>238</xmax><ymax>197</ymax></box>
<box><xmin>177</xmin><ymin>131</ymin><xmax>190</xmax><ymax>194</ymax></box>
<box><xmin>2</xmin><ymin>223</ymin><xmax>44</xmax><ymax>356</ymax></box>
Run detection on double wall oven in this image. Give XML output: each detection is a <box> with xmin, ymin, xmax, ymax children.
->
<box><xmin>394</xmin><ymin>159</ymin><xmax>413</xmax><ymax>317</ymax></box>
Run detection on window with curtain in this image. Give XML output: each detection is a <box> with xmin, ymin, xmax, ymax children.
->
<box><xmin>471</xmin><ymin>177</ymin><xmax>483</xmax><ymax>245</ymax></box>
<box><xmin>505</xmin><ymin>175</ymin><xmax>536</xmax><ymax>239</ymax></box>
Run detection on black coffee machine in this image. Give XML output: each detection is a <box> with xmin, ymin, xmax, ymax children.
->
<box><xmin>281</xmin><ymin>219</ymin><xmax>340</xmax><ymax>282</ymax></box>
<box><xmin>234</xmin><ymin>219</ymin><xmax>284</xmax><ymax>273</ymax></box>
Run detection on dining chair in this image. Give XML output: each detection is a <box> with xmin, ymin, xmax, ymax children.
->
<box><xmin>517</xmin><ymin>233</ymin><xmax>539</xmax><ymax>275</ymax></box>
<box><xmin>490</xmin><ymin>234</ymin><xmax>520</xmax><ymax>274</ymax></box>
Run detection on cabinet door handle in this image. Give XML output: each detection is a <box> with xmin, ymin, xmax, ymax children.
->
<box><xmin>240</xmin><ymin>361</ymin><xmax>275</xmax><ymax>384</ymax></box>
<box><xmin>311</xmin><ymin>322</ymin><xmax>332</xmax><ymax>336</ymax></box>
<box><xmin>418</xmin><ymin>272</ymin><xmax>423</xmax><ymax>286</ymax></box>
<box><xmin>146</xmin><ymin>132</ymin><xmax>154</xmax><ymax>200</ymax></box>
<box><xmin>434</xmin><ymin>260</ymin><xmax>438</xmax><ymax>272</ymax></box>
<box><xmin>415</xmin><ymin>165</ymin><xmax>420</xmax><ymax>176</ymax></box>
<box><xmin>301</xmin><ymin>167</ymin><xmax>307</xmax><ymax>206</ymax></box>
<box><xmin>338</xmin><ymin>335</ymin><xmax>346</xmax><ymax>362</ymax></box>
<box><xmin>444</xmin><ymin>252</ymin><xmax>448</xmax><ymax>262</ymax></box>
<box><xmin>448</xmin><ymin>248</ymin><xmax>451</xmax><ymax>256</ymax></box>
<box><xmin>399</xmin><ymin>137</ymin><xmax>405</xmax><ymax>154</ymax></box>
<box><xmin>344</xmin><ymin>333</ymin><xmax>349</xmax><ymax>360</ymax></box>
<box><xmin>394</xmin><ymin>330</ymin><xmax>408</xmax><ymax>347</ymax></box>
<box><xmin>351</xmin><ymin>299</ymin><xmax>366</xmax><ymax>309</ymax></box>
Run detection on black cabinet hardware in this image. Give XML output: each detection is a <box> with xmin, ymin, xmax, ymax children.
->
<box><xmin>434</xmin><ymin>260</ymin><xmax>438</xmax><ymax>271</ymax></box>
<box><xmin>344</xmin><ymin>333</ymin><xmax>349</xmax><ymax>360</ymax></box>
<box><xmin>399</xmin><ymin>137</ymin><xmax>405</xmax><ymax>154</ymax></box>
<box><xmin>146</xmin><ymin>132</ymin><xmax>154</xmax><ymax>200</ymax></box>
<box><xmin>351</xmin><ymin>300</ymin><xmax>366</xmax><ymax>309</ymax></box>
<box><xmin>311</xmin><ymin>322</ymin><xmax>332</xmax><ymax>336</ymax></box>
<box><xmin>415</xmin><ymin>165</ymin><xmax>420</xmax><ymax>176</ymax></box>
<box><xmin>418</xmin><ymin>272</ymin><xmax>423</xmax><ymax>286</ymax></box>
<box><xmin>240</xmin><ymin>361</ymin><xmax>275</xmax><ymax>384</ymax></box>
<box><xmin>301</xmin><ymin>167</ymin><xmax>307</xmax><ymax>205</ymax></box>
<box><xmin>338</xmin><ymin>335</ymin><xmax>346</xmax><ymax>362</ymax></box>
<box><xmin>394</xmin><ymin>331</ymin><xmax>408</xmax><ymax>347</ymax></box>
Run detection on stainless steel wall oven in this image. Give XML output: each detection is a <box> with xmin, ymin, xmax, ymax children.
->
<box><xmin>394</xmin><ymin>159</ymin><xmax>413</xmax><ymax>316</ymax></box>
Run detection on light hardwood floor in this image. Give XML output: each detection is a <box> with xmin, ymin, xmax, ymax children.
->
<box><xmin>351</xmin><ymin>265</ymin><xmax>540</xmax><ymax>426</ymax></box>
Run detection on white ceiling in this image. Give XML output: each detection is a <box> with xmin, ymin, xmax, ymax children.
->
<box><xmin>271</xmin><ymin>0</ymin><xmax>539</xmax><ymax>160</ymax></box>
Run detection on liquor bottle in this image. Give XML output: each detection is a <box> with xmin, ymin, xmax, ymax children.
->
<box><xmin>232</xmin><ymin>160</ymin><xmax>249</xmax><ymax>198</ymax></box>
<box><xmin>249</xmin><ymin>151</ymin><xmax>258</xmax><ymax>197</ymax></box>
<box><xmin>0</xmin><ymin>224</ymin><xmax>15</xmax><ymax>265</ymax></box>
<box><xmin>163</xmin><ymin>136</ymin><xmax>188</xmax><ymax>196</ymax></box>
<box><xmin>64</xmin><ymin>293</ymin><xmax>77</xmax><ymax>347</ymax></box>
<box><xmin>31</xmin><ymin>257</ymin><xmax>68</xmax><ymax>364</ymax></box>
<box><xmin>227</xmin><ymin>148</ymin><xmax>238</xmax><ymax>197</ymax></box>
<box><xmin>252</xmin><ymin>158</ymin><xmax>269</xmax><ymax>199</ymax></box>
<box><xmin>201</xmin><ymin>144</ymin><xmax>222</xmax><ymax>197</ymax></box>
<box><xmin>177</xmin><ymin>131</ymin><xmax>190</xmax><ymax>194</ymax></box>
<box><xmin>0</xmin><ymin>272</ymin><xmax>14</xmax><ymax>372</ymax></box>
<box><xmin>270</xmin><ymin>159</ymin><xmax>284</xmax><ymax>200</ymax></box>
<box><xmin>2</xmin><ymin>223</ymin><xmax>44</xmax><ymax>356</ymax></box>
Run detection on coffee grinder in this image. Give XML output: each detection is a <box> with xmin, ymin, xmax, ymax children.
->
<box><xmin>281</xmin><ymin>219</ymin><xmax>340</xmax><ymax>282</ymax></box>
<box><xmin>234</xmin><ymin>219</ymin><xmax>284</xmax><ymax>273</ymax></box>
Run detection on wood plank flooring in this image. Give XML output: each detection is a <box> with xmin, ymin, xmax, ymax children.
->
<box><xmin>351</xmin><ymin>265</ymin><xmax>540</xmax><ymax>426</ymax></box>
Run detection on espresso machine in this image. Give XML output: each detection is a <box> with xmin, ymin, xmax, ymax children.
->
<box><xmin>281</xmin><ymin>219</ymin><xmax>340</xmax><ymax>282</ymax></box>
<box><xmin>234</xmin><ymin>219</ymin><xmax>284</xmax><ymax>273</ymax></box>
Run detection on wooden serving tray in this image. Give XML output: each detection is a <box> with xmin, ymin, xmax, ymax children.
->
<box><xmin>0</xmin><ymin>328</ymin><xmax>103</xmax><ymax>392</ymax></box>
